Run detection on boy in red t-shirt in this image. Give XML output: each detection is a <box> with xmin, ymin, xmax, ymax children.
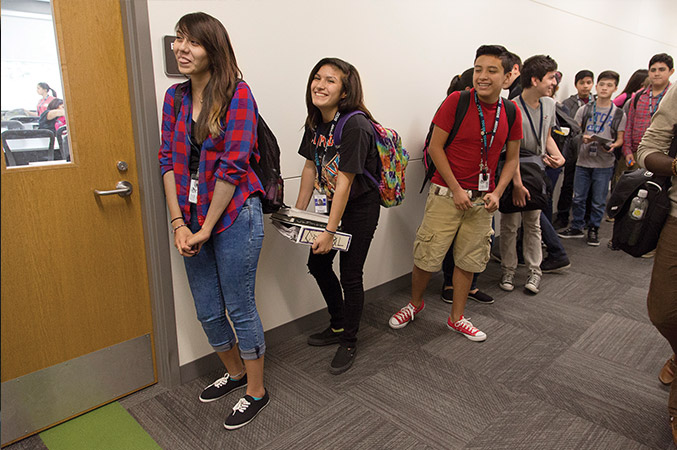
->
<box><xmin>388</xmin><ymin>45</ymin><xmax>523</xmax><ymax>341</ymax></box>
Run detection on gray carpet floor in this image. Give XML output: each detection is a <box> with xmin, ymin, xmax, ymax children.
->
<box><xmin>9</xmin><ymin>223</ymin><xmax>674</xmax><ymax>449</ymax></box>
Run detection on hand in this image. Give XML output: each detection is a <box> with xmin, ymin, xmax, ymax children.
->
<box><xmin>582</xmin><ymin>134</ymin><xmax>593</xmax><ymax>144</ymax></box>
<box><xmin>512</xmin><ymin>184</ymin><xmax>530</xmax><ymax>208</ymax></box>
<box><xmin>452</xmin><ymin>188</ymin><xmax>473</xmax><ymax>211</ymax></box>
<box><xmin>312</xmin><ymin>231</ymin><xmax>334</xmax><ymax>254</ymax></box>
<box><xmin>186</xmin><ymin>228</ymin><xmax>211</xmax><ymax>254</ymax></box>
<box><xmin>543</xmin><ymin>153</ymin><xmax>565</xmax><ymax>168</ymax></box>
<box><xmin>483</xmin><ymin>192</ymin><xmax>500</xmax><ymax>213</ymax></box>
<box><xmin>174</xmin><ymin>225</ymin><xmax>197</xmax><ymax>257</ymax></box>
<box><xmin>625</xmin><ymin>153</ymin><xmax>635</xmax><ymax>167</ymax></box>
<box><xmin>604</xmin><ymin>142</ymin><xmax>618</xmax><ymax>153</ymax></box>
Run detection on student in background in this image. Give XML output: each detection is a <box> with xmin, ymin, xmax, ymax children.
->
<box><xmin>636</xmin><ymin>84</ymin><xmax>677</xmax><ymax>445</ymax></box>
<box><xmin>159</xmin><ymin>12</ymin><xmax>269</xmax><ymax>430</ymax></box>
<box><xmin>296</xmin><ymin>58</ymin><xmax>381</xmax><ymax>375</ymax></box>
<box><xmin>389</xmin><ymin>45</ymin><xmax>522</xmax><ymax>341</ymax></box>
<box><xmin>499</xmin><ymin>55</ymin><xmax>564</xmax><ymax>295</ymax></box>
<box><xmin>35</xmin><ymin>82</ymin><xmax>56</xmax><ymax>116</ymax></box>
<box><xmin>613</xmin><ymin>69</ymin><xmax>648</xmax><ymax>108</ymax></box>
<box><xmin>558</xmin><ymin>71</ymin><xmax>626</xmax><ymax>246</ymax></box>
<box><xmin>555</xmin><ymin>69</ymin><xmax>595</xmax><ymax>230</ymax></box>
<box><xmin>622</xmin><ymin>53</ymin><xmax>674</xmax><ymax>171</ymax></box>
<box><xmin>38</xmin><ymin>98</ymin><xmax>65</xmax><ymax>132</ymax></box>
<box><xmin>505</xmin><ymin>52</ymin><xmax>523</xmax><ymax>100</ymax></box>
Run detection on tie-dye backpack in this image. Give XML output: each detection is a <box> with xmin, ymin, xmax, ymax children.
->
<box><xmin>334</xmin><ymin>111</ymin><xmax>409</xmax><ymax>207</ymax></box>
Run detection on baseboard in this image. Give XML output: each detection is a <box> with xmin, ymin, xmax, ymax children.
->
<box><xmin>178</xmin><ymin>272</ymin><xmax>412</xmax><ymax>384</ymax></box>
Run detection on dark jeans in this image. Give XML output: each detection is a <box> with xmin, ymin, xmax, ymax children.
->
<box><xmin>544</xmin><ymin>166</ymin><xmax>562</xmax><ymax>223</ymax></box>
<box><xmin>556</xmin><ymin>145</ymin><xmax>577</xmax><ymax>222</ymax></box>
<box><xmin>647</xmin><ymin>216</ymin><xmax>677</xmax><ymax>416</ymax></box>
<box><xmin>540</xmin><ymin>211</ymin><xmax>567</xmax><ymax>260</ymax></box>
<box><xmin>307</xmin><ymin>189</ymin><xmax>380</xmax><ymax>347</ymax></box>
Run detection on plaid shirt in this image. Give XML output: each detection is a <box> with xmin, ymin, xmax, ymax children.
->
<box><xmin>159</xmin><ymin>81</ymin><xmax>263</xmax><ymax>233</ymax></box>
<box><xmin>622</xmin><ymin>84</ymin><xmax>671</xmax><ymax>157</ymax></box>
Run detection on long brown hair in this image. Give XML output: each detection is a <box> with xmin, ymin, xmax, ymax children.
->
<box><xmin>304</xmin><ymin>57</ymin><xmax>375</xmax><ymax>131</ymax></box>
<box><xmin>175</xmin><ymin>12</ymin><xmax>242</xmax><ymax>141</ymax></box>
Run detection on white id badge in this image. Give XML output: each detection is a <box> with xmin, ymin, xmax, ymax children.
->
<box><xmin>313</xmin><ymin>193</ymin><xmax>327</xmax><ymax>214</ymax></box>
<box><xmin>478</xmin><ymin>172</ymin><xmax>490</xmax><ymax>191</ymax></box>
<box><xmin>189</xmin><ymin>175</ymin><xmax>198</xmax><ymax>204</ymax></box>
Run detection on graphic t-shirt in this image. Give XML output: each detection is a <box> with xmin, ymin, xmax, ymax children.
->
<box><xmin>575</xmin><ymin>102</ymin><xmax>627</xmax><ymax>169</ymax></box>
<box><xmin>515</xmin><ymin>95</ymin><xmax>557</xmax><ymax>156</ymax></box>
<box><xmin>298</xmin><ymin>113</ymin><xmax>379</xmax><ymax>201</ymax></box>
<box><xmin>431</xmin><ymin>89</ymin><xmax>523</xmax><ymax>191</ymax></box>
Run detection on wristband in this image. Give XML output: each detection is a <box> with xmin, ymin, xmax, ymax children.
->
<box><xmin>324</xmin><ymin>228</ymin><xmax>336</xmax><ymax>235</ymax></box>
<box><xmin>170</xmin><ymin>216</ymin><xmax>183</xmax><ymax>224</ymax></box>
<box><xmin>173</xmin><ymin>224</ymin><xmax>188</xmax><ymax>234</ymax></box>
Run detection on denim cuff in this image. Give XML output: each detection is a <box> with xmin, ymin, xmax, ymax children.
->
<box><xmin>239</xmin><ymin>344</ymin><xmax>266</xmax><ymax>360</ymax></box>
<box><xmin>212</xmin><ymin>341</ymin><xmax>235</xmax><ymax>353</ymax></box>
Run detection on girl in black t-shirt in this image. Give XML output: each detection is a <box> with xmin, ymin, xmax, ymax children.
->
<box><xmin>295</xmin><ymin>57</ymin><xmax>380</xmax><ymax>375</ymax></box>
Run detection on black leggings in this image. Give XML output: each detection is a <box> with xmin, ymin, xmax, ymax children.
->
<box><xmin>307</xmin><ymin>189</ymin><xmax>380</xmax><ymax>347</ymax></box>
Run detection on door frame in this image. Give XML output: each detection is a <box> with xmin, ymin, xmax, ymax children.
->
<box><xmin>119</xmin><ymin>0</ymin><xmax>181</xmax><ymax>389</ymax></box>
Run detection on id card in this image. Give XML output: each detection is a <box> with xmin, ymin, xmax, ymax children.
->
<box><xmin>189</xmin><ymin>174</ymin><xmax>198</xmax><ymax>204</ymax></box>
<box><xmin>313</xmin><ymin>193</ymin><xmax>327</xmax><ymax>214</ymax></box>
<box><xmin>478</xmin><ymin>172</ymin><xmax>490</xmax><ymax>191</ymax></box>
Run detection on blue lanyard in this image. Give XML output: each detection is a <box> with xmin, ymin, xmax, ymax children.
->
<box><xmin>474</xmin><ymin>91</ymin><xmax>502</xmax><ymax>171</ymax></box>
<box><xmin>313</xmin><ymin>111</ymin><xmax>340</xmax><ymax>190</ymax></box>
<box><xmin>649</xmin><ymin>85</ymin><xmax>668</xmax><ymax>116</ymax></box>
<box><xmin>591</xmin><ymin>102</ymin><xmax>613</xmax><ymax>134</ymax></box>
<box><xmin>519</xmin><ymin>95</ymin><xmax>543</xmax><ymax>150</ymax></box>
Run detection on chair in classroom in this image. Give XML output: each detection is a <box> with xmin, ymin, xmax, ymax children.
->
<box><xmin>2</xmin><ymin>129</ymin><xmax>56</xmax><ymax>167</ymax></box>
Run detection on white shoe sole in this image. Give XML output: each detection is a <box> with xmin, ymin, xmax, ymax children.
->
<box><xmin>389</xmin><ymin>318</ymin><xmax>411</xmax><ymax>329</ymax></box>
<box><xmin>525</xmin><ymin>284</ymin><xmax>540</xmax><ymax>294</ymax></box>
<box><xmin>447</xmin><ymin>323</ymin><xmax>487</xmax><ymax>342</ymax></box>
<box><xmin>499</xmin><ymin>283</ymin><xmax>514</xmax><ymax>292</ymax></box>
<box><xmin>223</xmin><ymin>399</ymin><xmax>269</xmax><ymax>430</ymax></box>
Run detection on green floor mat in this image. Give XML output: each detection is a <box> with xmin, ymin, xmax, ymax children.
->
<box><xmin>39</xmin><ymin>402</ymin><xmax>161</xmax><ymax>450</ymax></box>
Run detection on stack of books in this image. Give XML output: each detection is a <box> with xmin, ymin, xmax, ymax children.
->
<box><xmin>270</xmin><ymin>207</ymin><xmax>352</xmax><ymax>252</ymax></box>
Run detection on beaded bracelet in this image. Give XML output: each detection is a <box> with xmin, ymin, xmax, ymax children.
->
<box><xmin>170</xmin><ymin>217</ymin><xmax>183</xmax><ymax>224</ymax></box>
<box><xmin>173</xmin><ymin>224</ymin><xmax>188</xmax><ymax>234</ymax></box>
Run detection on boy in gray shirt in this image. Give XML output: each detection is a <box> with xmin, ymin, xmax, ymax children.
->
<box><xmin>558</xmin><ymin>71</ymin><xmax>626</xmax><ymax>246</ymax></box>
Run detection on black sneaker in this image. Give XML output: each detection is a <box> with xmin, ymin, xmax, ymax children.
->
<box><xmin>553</xmin><ymin>216</ymin><xmax>568</xmax><ymax>230</ymax></box>
<box><xmin>441</xmin><ymin>287</ymin><xmax>453</xmax><ymax>304</ymax></box>
<box><xmin>329</xmin><ymin>345</ymin><xmax>356</xmax><ymax>375</ymax></box>
<box><xmin>540</xmin><ymin>256</ymin><xmax>571</xmax><ymax>273</ymax></box>
<box><xmin>307</xmin><ymin>327</ymin><xmax>341</xmax><ymax>346</ymax></box>
<box><xmin>468</xmin><ymin>289</ymin><xmax>494</xmax><ymax>304</ymax></box>
<box><xmin>587</xmin><ymin>227</ymin><xmax>600</xmax><ymax>246</ymax></box>
<box><xmin>607</xmin><ymin>240</ymin><xmax>620</xmax><ymax>251</ymax></box>
<box><xmin>224</xmin><ymin>390</ymin><xmax>270</xmax><ymax>430</ymax></box>
<box><xmin>199</xmin><ymin>373</ymin><xmax>247</xmax><ymax>403</ymax></box>
<box><xmin>558</xmin><ymin>228</ymin><xmax>584</xmax><ymax>239</ymax></box>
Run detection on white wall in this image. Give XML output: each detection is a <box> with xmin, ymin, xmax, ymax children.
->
<box><xmin>146</xmin><ymin>0</ymin><xmax>677</xmax><ymax>366</ymax></box>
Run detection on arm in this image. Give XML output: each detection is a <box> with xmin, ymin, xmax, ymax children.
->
<box><xmin>311</xmin><ymin>171</ymin><xmax>355</xmax><ymax>254</ymax></box>
<box><xmin>162</xmin><ymin>171</ymin><xmax>196</xmax><ymax>257</ymax></box>
<box><xmin>606</xmin><ymin>131</ymin><xmax>624</xmax><ymax>154</ymax></box>
<box><xmin>637</xmin><ymin>85</ymin><xmax>677</xmax><ymax>176</ymax></box>
<box><xmin>483</xmin><ymin>139</ymin><xmax>519</xmax><ymax>212</ymax></box>
<box><xmin>510</xmin><ymin>157</ymin><xmax>530</xmax><ymax>208</ymax></box>
<box><xmin>46</xmin><ymin>109</ymin><xmax>65</xmax><ymax>120</ymax></box>
<box><xmin>186</xmin><ymin>179</ymin><xmax>236</xmax><ymax>252</ymax></box>
<box><xmin>543</xmin><ymin>130</ymin><xmax>565</xmax><ymax>168</ymax></box>
<box><xmin>428</xmin><ymin>125</ymin><xmax>472</xmax><ymax>210</ymax></box>
<box><xmin>295</xmin><ymin>159</ymin><xmax>317</xmax><ymax>210</ymax></box>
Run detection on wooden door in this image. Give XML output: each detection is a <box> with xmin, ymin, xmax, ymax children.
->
<box><xmin>1</xmin><ymin>0</ymin><xmax>156</xmax><ymax>445</ymax></box>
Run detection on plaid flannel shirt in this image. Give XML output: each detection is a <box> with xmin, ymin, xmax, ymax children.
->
<box><xmin>158</xmin><ymin>81</ymin><xmax>263</xmax><ymax>234</ymax></box>
<box><xmin>622</xmin><ymin>84</ymin><xmax>671</xmax><ymax>157</ymax></box>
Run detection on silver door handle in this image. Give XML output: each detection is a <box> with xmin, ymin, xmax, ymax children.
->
<box><xmin>94</xmin><ymin>181</ymin><xmax>133</xmax><ymax>197</ymax></box>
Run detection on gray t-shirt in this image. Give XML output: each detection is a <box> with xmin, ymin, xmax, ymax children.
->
<box><xmin>574</xmin><ymin>103</ymin><xmax>627</xmax><ymax>169</ymax></box>
<box><xmin>515</xmin><ymin>95</ymin><xmax>557</xmax><ymax>156</ymax></box>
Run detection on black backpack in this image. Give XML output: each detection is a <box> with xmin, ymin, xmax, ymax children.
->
<box><xmin>606</xmin><ymin>124</ymin><xmax>677</xmax><ymax>257</ymax></box>
<box><xmin>419</xmin><ymin>90</ymin><xmax>516</xmax><ymax>193</ymax></box>
<box><xmin>173</xmin><ymin>81</ymin><xmax>284</xmax><ymax>214</ymax></box>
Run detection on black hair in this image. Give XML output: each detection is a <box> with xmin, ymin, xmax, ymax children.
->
<box><xmin>574</xmin><ymin>70</ymin><xmax>594</xmax><ymax>84</ymax></box>
<box><xmin>446</xmin><ymin>68</ymin><xmax>474</xmax><ymax>95</ymax></box>
<box><xmin>37</xmin><ymin>82</ymin><xmax>57</xmax><ymax>97</ymax></box>
<box><xmin>475</xmin><ymin>45</ymin><xmax>511</xmax><ymax>74</ymax></box>
<box><xmin>505</xmin><ymin>52</ymin><xmax>522</xmax><ymax>71</ymax></box>
<box><xmin>619</xmin><ymin>69</ymin><xmax>648</xmax><ymax>97</ymax></box>
<box><xmin>46</xmin><ymin>98</ymin><xmax>64</xmax><ymax>110</ymax></box>
<box><xmin>521</xmin><ymin>55</ymin><xmax>558</xmax><ymax>89</ymax></box>
<box><xmin>304</xmin><ymin>57</ymin><xmax>374</xmax><ymax>130</ymax></box>
<box><xmin>597</xmin><ymin>70</ymin><xmax>620</xmax><ymax>85</ymax></box>
<box><xmin>649</xmin><ymin>53</ymin><xmax>674</xmax><ymax>70</ymax></box>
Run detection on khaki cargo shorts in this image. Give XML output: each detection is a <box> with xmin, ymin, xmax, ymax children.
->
<box><xmin>413</xmin><ymin>184</ymin><xmax>494</xmax><ymax>273</ymax></box>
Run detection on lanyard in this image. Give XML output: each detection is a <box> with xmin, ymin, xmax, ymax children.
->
<box><xmin>649</xmin><ymin>85</ymin><xmax>669</xmax><ymax>116</ymax></box>
<box><xmin>591</xmin><ymin>102</ymin><xmax>614</xmax><ymax>134</ymax></box>
<box><xmin>519</xmin><ymin>95</ymin><xmax>543</xmax><ymax>150</ymax></box>
<box><xmin>474</xmin><ymin>90</ymin><xmax>502</xmax><ymax>172</ymax></box>
<box><xmin>313</xmin><ymin>111</ymin><xmax>340</xmax><ymax>190</ymax></box>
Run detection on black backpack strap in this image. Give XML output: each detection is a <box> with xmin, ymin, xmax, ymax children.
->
<box><xmin>419</xmin><ymin>90</ymin><xmax>471</xmax><ymax>193</ymax></box>
<box><xmin>503</xmin><ymin>96</ymin><xmax>516</xmax><ymax>132</ymax></box>
<box><xmin>173</xmin><ymin>81</ymin><xmax>189</xmax><ymax>119</ymax></box>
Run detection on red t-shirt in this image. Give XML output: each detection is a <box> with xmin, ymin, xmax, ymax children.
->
<box><xmin>431</xmin><ymin>89</ymin><xmax>522</xmax><ymax>191</ymax></box>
